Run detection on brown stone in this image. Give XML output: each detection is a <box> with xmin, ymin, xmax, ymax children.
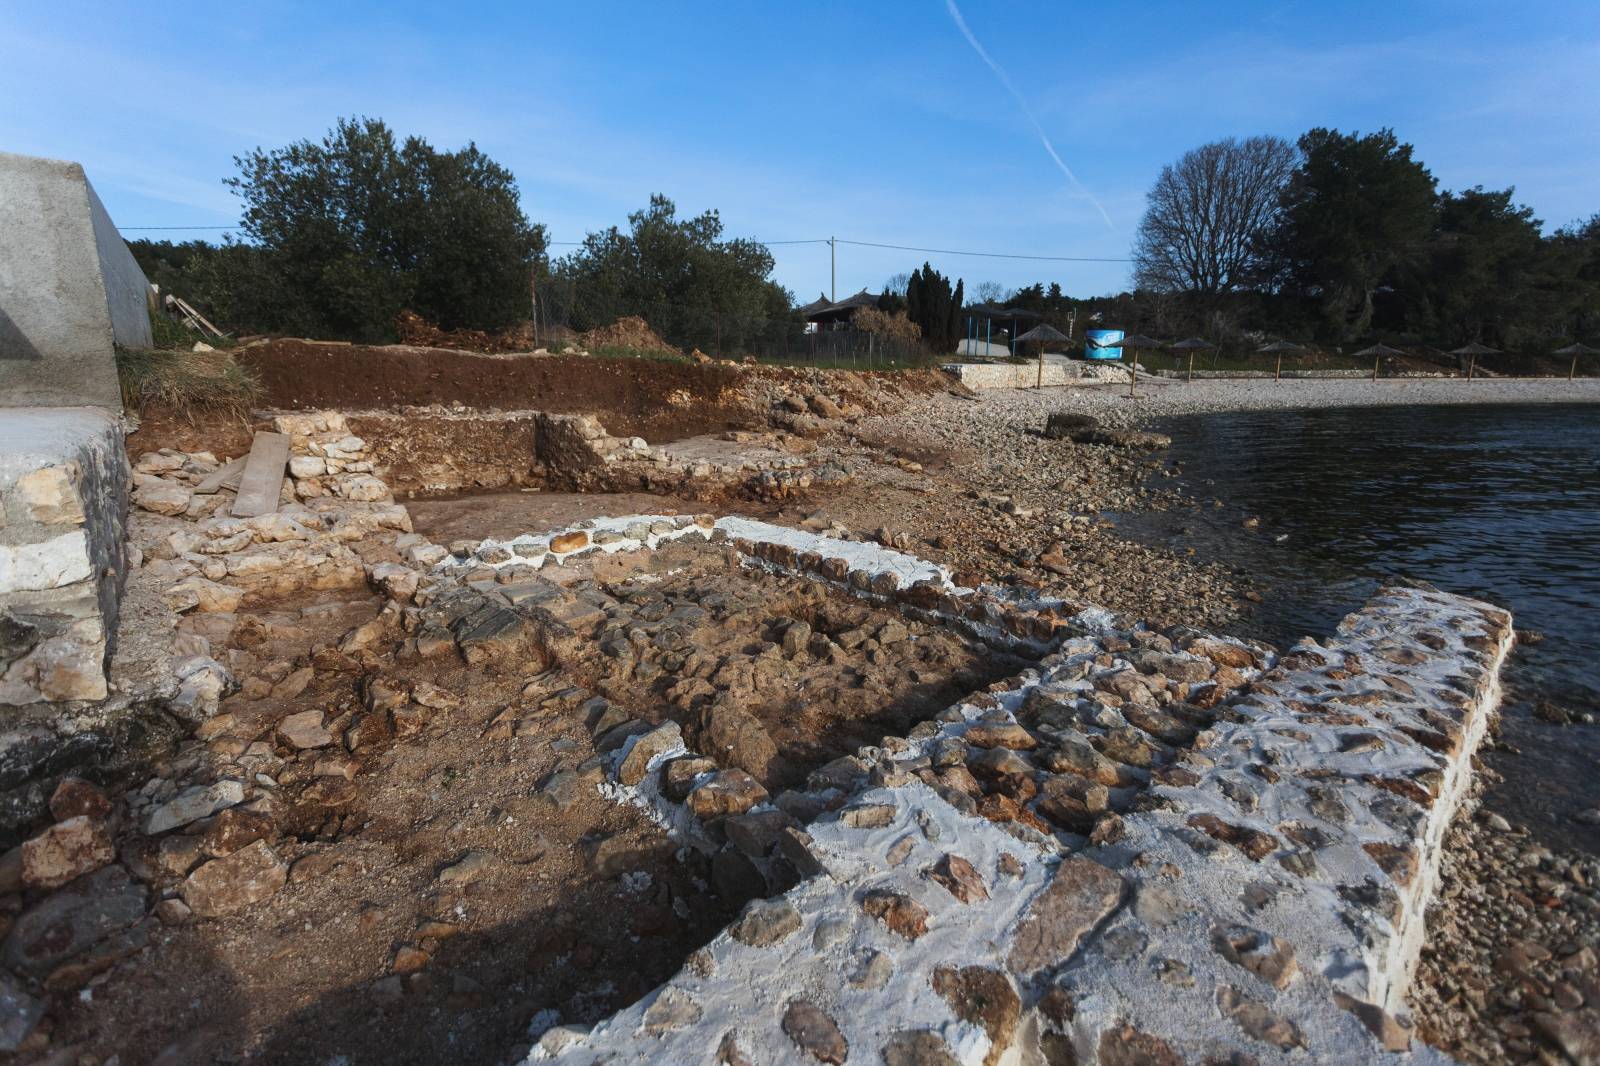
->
<box><xmin>686</xmin><ymin>770</ymin><xmax>769</xmax><ymax>818</ymax></box>
<box><xmin>200</xmin><ymin>807</ymin><xmax>276</xmax><ymax>858</ymax></box>
<box><xmin>782</xmin><ymin>1000</ymin><xmax>848</xmax><ymax>1064</ymax></box>
<box><xmin>47</xmin><ymin>778</ymin><xmax>111</xmax><ymax>822</ymax></box>
<box><xmin>931</xmin><ymin>966</ymin><xmax>1020</xmax><ymax>1066</ymax></box>
<box><xmin>549</xmin><ymin>531</ymin><xmax>589</xmax><ymax>554</ymax></box>
<box><xmin>728</xmin><ymin>898</ymin><xmax>801</xmax><ymax>948</ymax></box>
<box><xmin>20</xmin><ymin>817</ymin><xmax>114</xmax><ymax>890</ymax></box>
<box><xmin>696</xmin><ymin>703</ymin><xmax>778</xmax><ymax>781</ymax></box>
<box><xmin>964</xmin><ymin>723</ymin><xmax>1038</xmax><ymax>750</ymax></box>
<box><xmin>1333</xmin><ymin>992</ymin><xmax>1412</xmax><ymax>1052</ymax></box>
<box><xmin>617</xmin><ymin>721</ymin><xmax>682</xmax><ymax>786</ymax></box>
<box><xmin>861</xmin><ymin>889</ymin><xmax>930</xmax><ymax>940</ymax></box>
<box><xmin>1212</xmin><ymin>924</ymin><xmax>1298</xmax><ymax>989</ymax></box>
<box><xmin>393</xmin><ymin>945</ymin><xmax>430</xmax><ymax>974</ymax></box>
<box><xmin>180</xmin><ymin>840</ymin><xmax>288</xmax><ymax>917</ymax></box>
<box><xmin>1216</xmin><ymin>985</ymin><xmax>1303</xmax><ymax>1050</ymax></box>
<box><xmin>278</xmin><ymin>709</ymin><xmax>333</xmax><ymax>749</ymax></box>
<box><xmin>661</xmin><ymin>755</ymin><xmax>718</xmax><ymax>801</ymax></box>
<box><xmin>1097</xmin><ymin>1024</ymin><xmax>1184</xmax><ymax>1066</ymax></box>
<box><xmin>927</xmin><ymin>853</ymin><xmax>989</xmax><ymax>904</ymax></box>
<box><xmin>1007</xmin><ymin>856</ymin><xmax>1124</xmax><ymax>977</ymax></box>
<box><xmin>1187</xmin><ymin>814</ymin><xmax>1279</xmax><ymax>861</ymax></box>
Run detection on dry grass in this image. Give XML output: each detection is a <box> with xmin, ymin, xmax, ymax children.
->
<box><xmin>115</xmin><ymin>344</ymin><xmax>261</xmax><ymax>418</ymax></box>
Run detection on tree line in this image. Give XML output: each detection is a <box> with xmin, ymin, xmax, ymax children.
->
<box><xmin>1130</xmin><ymin>128</ymin><xmax>1600</xmax><ymax>350</ymax></box>
<box><xmin>130</xmin><ymin>117</ymin><xmax>1597</xmax><ymax>358</ymax></box>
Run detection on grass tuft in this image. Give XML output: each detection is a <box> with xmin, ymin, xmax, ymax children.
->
<box><xmin>116</xmin><ymin>344</ymin><xmax>261</xmax><ymax>418</ymax></box>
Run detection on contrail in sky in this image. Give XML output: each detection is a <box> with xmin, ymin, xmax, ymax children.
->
<box><xmin>944</xmin><ymin>0</ymin><xmax>1116</xmax><ymax>230</ymax></box>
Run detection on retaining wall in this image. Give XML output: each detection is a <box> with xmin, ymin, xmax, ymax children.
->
<box><xmin>0</xmin><ymin>151</ymin><xmax>148</xmax><ymax>409</ymax></box>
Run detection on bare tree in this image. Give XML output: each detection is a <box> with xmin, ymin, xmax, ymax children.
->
<box><xmin>1132</xmin><ymin>136</ymin><xmax>1298</xmax><ymax>301</ymax></box>
<box><xmin>972</xmin><ymin>280</ymin><xmax>1009</xmax><ymax>304</ymax></box>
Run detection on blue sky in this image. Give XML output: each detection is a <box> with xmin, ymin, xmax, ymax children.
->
<box><xmin>3</xmin><ymin>1</ymin><xmax>1597</xmax><ymax>299</ymax></box>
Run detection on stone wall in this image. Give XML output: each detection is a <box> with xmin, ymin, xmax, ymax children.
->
<box><xmin>0</xmin><ymin>408</ymin><xmax>129</xmax><ymax>705</ymax></box>
<box><xmin>447</xmin><ymin>516</ymin><xmax>1513</xmax><ymax>1064</ymax></box>
<box><xmin>941</xmin><ymin>361</ymin><xmax>1132</xmax><ymax>390</ymax></box>
<box><xmin>0</xmin><ymin>151</ymin><xmax>148</xmax><ymax>409</ymax></box>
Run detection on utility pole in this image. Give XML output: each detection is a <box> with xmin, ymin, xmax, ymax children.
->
<box><xmin>830</xmin><ymin>236</ymin><xmax>836</xmax><ymax>302</ymax></box>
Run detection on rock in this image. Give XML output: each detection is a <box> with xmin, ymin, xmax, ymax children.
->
<box><xmin>861</xmin><ymin>889</ymin><xmax>930</xmax><ymax>940</ymax></box>
<box><xmin>1097</xmin><ymin>1024</ymin><xmax>1184</xmax><ymax>1066</ymax></box>
<box><xmin>370</xmin><ymin>562</ymin><xmax>420</xmax><ymax>603</ymax></box>
<box><xmin>927</xmin><ymin>853</ymin><xmax>989</xmax><ymax>904</ymax></box>
<box><xmin>931</xmin><ymin>966</ymin><xmax>1020</xmax><ymax>1066</ymax></box>
<box><xmin>438</xmin><ymin>850</ymin><xmax>495</xmax><ymax>885</ymax></box>
<box><xmin>963</xmin><ymin>723</ymin><xmax>1037</xmax><ymax>750</ymax></box>
<box><xmin>881</xmin><ymin>1031</ymin><xmax>962</xmax><ymax>1066</ymax></box>
<box><xmin>549</xmin><ymin>531</ymin><xmax>589</xmax><ymax>554</ymax></box>
<box><xmin>180</xmin><ymin>840</ymin><xmax>288</xmax><ymax>917</ymax></box>
<box><xmin>278</xmin><ymin>709</ymin><xmax>333</xmax><ymax>749</ymax></box>
<box><xmin>145</xmin><ymin>779</ymin><xmax>246</xmax><ymax>835</ymax></box>
<box><xmin>1216</xmin><ymin>985</ymin><xmax>1303</xmax><ymax>1050</ymax></box>
<box><xmin>618</xmin><ymin>722</ymin><xmax>683</xmax><ymax>786</ymax></box>
<box><xmin>715</xmin><ymin>1030</ymin><xmax>754</xmax><ymax>1066</ymax></box>
<box><xmin>393</xmin><ymin>945</ymin><xmax>430</xmax><ymax>974</ymax></box>
<box><xmin>685</xmin><ymin>770</ymin><xmax>769</xmax><ymax>819</ymax></box>
<box><xmin>0</xmin><ymin>971</ymin><xmax>44</xmax><ymax>1052</ymax></box>
<box><xmin>1212</xmin><ymin>924</ymin><xmax>1298</xmax><ymax>990</ymax></box>
<box><xmin>1333</xmin><ymin>992</ymin><xmax>1412</xmax><ymax>1052</ymax></box>
<box><xmin>48</xmin><ymin>777</ymin><xmax>112</xmax><ymax>821</ymax></box>
<box><xmin>813</xmin><ymin>914</ymin><xmax>851</xmax><ymax>950</ymax></box>
<box><xmin>641</xmin><ymin>986</ymin><xmax>702</xmax><ymax>1034</ymax></box>
<box><xmin>782</xmin><ymin>1000</ymin><xmax>848</xmax><ymax>1064</ymax></box>
<box><xmin>21</xmin><ymin>816</ymin><xmax>115</xmax><ymax>889</ymax></box>
<box><xmin>661</xmin><ymin>756</ymin><xmax>718</xmax><ymax>801</ymax></box>
<box><xmin>1007</xmin><ymin>856</ymin><xmax>1124</xmax><ymax>977</ymax></box>
<box><xmin>849</xmin><ymin>949</ymin><xmax>894</xmax><ymax>990</ymax></box>
<box><xmin>134</xmin><ymin>481</ymin><xmax>192</xmax><ymax>516</ymax></box>
<box><xmin>695</xmin><ymin>703</ymin><xmax>778</xmax><ymax>781</ymax></box>
<box><xmin>840</xmin><ymin>803</ymin><xmax>897</xmax><ymax>829</ymax></box>
<box><xmin>2</xmin><ymin>865</ymin><xmax>146</xmax><ymax>976</ymax></box>
<box><xmin>270</xmin><ymin>666</ymin><xmax>315</xmax><ymax>700</ymax></box>
<box><xmin>1043</xmin><ymin>413</ymin><xmax>1099</xmax><ymax>440</ymax></box>
<box><xmin>729</xmin><ymin>898</ymin><xmax>801</xmax><ymax>947</ymax></box>
<box><xmin>155</xmin><ymin>898</ymin><xmax>192</xmax><ymax>926</ymax></box>
<box><xmin>1533</xmin><ymin>1008</ymin><xmax>1600</xmax><ymax>1064</ymax></box>
<box><xmin>200</xmin><ymin>808</ymin><xmax>276</xmax><ymax>858</ymax></box>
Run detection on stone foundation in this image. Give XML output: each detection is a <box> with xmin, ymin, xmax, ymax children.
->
<box><xmin>0</xmin><ymin>408</ymin><xmax>129</xmax><ymax>705</ymax></box>
<box><xmin>447</xmin><ymin>516</ymin><xmax>1512</xmax><ymax>1064</ymax></box>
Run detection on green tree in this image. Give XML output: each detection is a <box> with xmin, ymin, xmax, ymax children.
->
<box><xmin>216</xmin><ymin>116</ymin><xmax>545</xmax><ymax>341</ymax></box>
<box><xmin>1412</xmin><ymin>187</ymin><xmax>1543</xmax><ymax>347</ymax></box>
<box><xmin>905</xmin><ymin>263</ymin><xmax>964</xmax><ymax>354</ymax></box>
<box><xmin>555</xmin><ymin>195</ymin><xmax>793</xmax><ymax>354</ymax></box>
<box><xmin>1270</xmin><ymin>128</ymin><xmax>1438</xmax><ymax>340</ymax></box>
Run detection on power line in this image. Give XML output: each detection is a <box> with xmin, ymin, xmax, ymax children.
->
<box><xmin>835</xmin><ymin>238</ymin><xmax>1132</xmax><ymax>263</ymax></box>
<box><xmin>122</xmin><ymin>227</ymin><xmax>1132</xmax><ymax>263</ymax></box>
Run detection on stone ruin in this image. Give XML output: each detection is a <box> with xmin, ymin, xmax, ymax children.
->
<box><xmin>0</xmin><ymin>150</ymin><xmax>1524</xmax><ymax>1063</ymax></box>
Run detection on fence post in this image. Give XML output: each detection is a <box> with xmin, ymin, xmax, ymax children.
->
<box><xmin>1373</xmin><ymin>354</ymin><xmax>1379</xmax><ymax>382</ymax></box>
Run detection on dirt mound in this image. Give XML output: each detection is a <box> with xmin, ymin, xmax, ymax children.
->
<box><xmin>394</xmin><ymin>310</ymin><xmax>535</xmax><ymax>354</ymax></box>
<box><xmin>580</xmin><ymin>316</ymin><xmax>679</xmax><ymax>355</ymax></box>
<box><xmin>234</xmin><ymin>338</ymin><xmax>757</xmax><ymax>439</ymax></box>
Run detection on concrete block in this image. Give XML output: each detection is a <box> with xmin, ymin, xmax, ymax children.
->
<box><xmin>0</xmin><ymin>151</ymin><xmax>149</xmax><ymax>410</ymax></box>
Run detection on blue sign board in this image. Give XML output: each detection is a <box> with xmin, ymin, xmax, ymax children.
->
<box><xmin>1085</xmin><ymin>329</ymin><xmax>1124</xmax><ymax>361</ymax></box>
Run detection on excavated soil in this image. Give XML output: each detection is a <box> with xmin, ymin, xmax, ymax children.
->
<box><xmin>38</xmin><ymin>590</ymin><xmax>748</xmax><ymax>1065</ymax></box>
<box><xmin>234</xmin><ymin>340</ymin><xmax>756</xmax><ymax>440</ymax></box>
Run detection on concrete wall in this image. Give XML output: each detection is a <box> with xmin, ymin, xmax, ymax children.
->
<box><xmin>0</xmin><ymin>151</ymin><xmax>147</xmax><ymax>409</ymax></box>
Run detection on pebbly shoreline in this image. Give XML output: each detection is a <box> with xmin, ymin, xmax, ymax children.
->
<box><xmin>955</xmin><ymin>375</ymin><xmax>1600</xmax><ymax>432</ymax></box>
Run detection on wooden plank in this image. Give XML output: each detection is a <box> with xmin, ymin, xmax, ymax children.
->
<box><xmin>230</xmin><ymin>432</ymin><xmax>290</xmax><ymax>517</ymax></box>
<box><xmin>193</xmin><ymin>456</ymin><xmax>247</xmax><ymax>495</ymax></box>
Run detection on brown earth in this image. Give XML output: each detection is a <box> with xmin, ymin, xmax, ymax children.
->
<box><xmin>579</xmin><ymin>315</ymin><xmax>679</xmax><ymax>355</ymax></box>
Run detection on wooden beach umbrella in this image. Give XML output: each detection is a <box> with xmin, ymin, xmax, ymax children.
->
<box><xmin>1015</xmin><ymin>323</ymin><xmax>1073</xmax><ymax>389</ymax></box>
<box><xmin>1117</xmin><ymin>334</ymin><xmax>1166</xmax><ymax>396</ymax></box>
<box><xmin>1169</xmin><ymin>337</ymin><xmax>1214</xmax><ymax>382</ymax></box>
<box><xmin>1553</xmin><ymin>342</ymin><xmax>1599</xmax><ymax>381</ymax></box>
<box><xmin>1449</xmin><ymin>341</ymin><xmax>1501</xmax><ymax>381</ymax></box>
<box><xmin>1352</xmin><ymin>342</ymin><xmax>1406</xmax><ymax>382</ymax></box>
<box><xmin>1256</xmin><ymin>339</ymin><xmax>1304</xmax><ymax>383</ymax></box>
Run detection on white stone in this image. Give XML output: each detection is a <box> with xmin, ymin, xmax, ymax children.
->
<box><xmin>0</xmin><ymin>530</ymin><xmax>92</xmax><ymax>592</ymax></box>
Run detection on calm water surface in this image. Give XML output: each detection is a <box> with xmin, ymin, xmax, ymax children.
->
<box><xmin>1121</xmin><ymin>403</ymin><xmax>1600</xmax><ymax>850</ymax></box>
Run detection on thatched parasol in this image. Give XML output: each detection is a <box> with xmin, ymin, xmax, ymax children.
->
<box><xmin>1016</xmin><ymin>323</ymin><xmax>1073</xmax><ymax>389</ymax></box>
<box><xmin>1448</xmin><ymin>341</ymin><xmax>1501</xmax><ymax>380</ymax></box>
<box><xmin>1256</xmin><ymin>339</ymin><xmax>1305</xmax><ymax>383</ymax></box>
<box><xmin>1117</xmin><ymin>334</ymin><xmax>1165</xmax><ymax>395</ymax></box>
<box><xmin>1353</xmin><ymin>342</ymin><xmax>1406</xmax><ymax>382</ymax></box>
<box><xmin>1169</xmin><ymin>337</ymin><xmax>1214</xmax><ymax>382</ymax></box>
<box><xmin>1555</xmin><ymin>341</ymin><xmax>1600</xmax><ymax>380</ymax></box>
